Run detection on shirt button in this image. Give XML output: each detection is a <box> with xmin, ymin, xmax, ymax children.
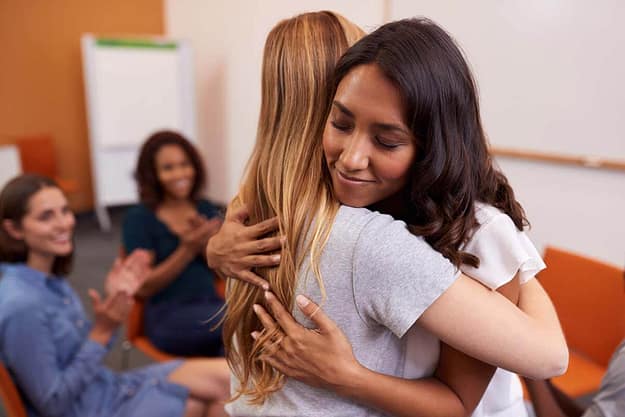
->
<box><xmin>151</xmin><ymin>378</ymin><xmax>158</xmax><ymax>386</ymax></box>
<box><xmin>76</xmin><ymin>320</ymin><xmax>84</xmax><ymax>328</ymax></box>
<box><xmin>125</xmin><ymin>387</ymin><xmax>135</xmax><ymax>396</ymax></box>
<box><xmin>63</xmin><ymin>298</ymin><xmax>70</xmax><ymax>305</ymax></box>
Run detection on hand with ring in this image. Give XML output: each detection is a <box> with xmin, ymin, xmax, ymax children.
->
<box><xmin>251</xmin><ymin>291</ymin><xmax>362</xmax><ymax>393</ymax></box>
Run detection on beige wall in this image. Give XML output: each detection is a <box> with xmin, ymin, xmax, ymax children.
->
<box><xmin>0</xmin><ymin>0</ymin><xmax>164</xmax><ymax>211</ymax></box>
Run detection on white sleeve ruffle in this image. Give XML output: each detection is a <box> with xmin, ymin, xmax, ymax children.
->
<box><xmin>461</xmin><ymin>210</ymin><xmax>545</xmax><ymax>290</ymax></box>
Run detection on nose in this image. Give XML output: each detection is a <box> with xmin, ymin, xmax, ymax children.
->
<box><xmin>54</xmin><ymin>211</ymin><xmax>75</xmax><ymax>232</ymax></box>
<box><xmin>173</xmin><ymin>165</ymin><xmax>193</xmax><ymax>179</ymax></box>
<box><xmin>339</xmin><ymin>132</ymin><xmax>370</xmax><ymax>172</ymax></box>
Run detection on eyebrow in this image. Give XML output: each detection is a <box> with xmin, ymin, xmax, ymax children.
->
<box><xmin>332</xmin><ymin>100</ymin><xmax>411</xmax><ymax>136</ymax></box>
<box><xmin>332</xmin><ymin>101</ymin><xmax>354</xmax><ymax>118</ymax></box>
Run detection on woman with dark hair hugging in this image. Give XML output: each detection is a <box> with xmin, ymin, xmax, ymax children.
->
<box><xmin>122</xmin><ymin>130</ymin><xmax>225</xmax><ymax>357</ymax></box>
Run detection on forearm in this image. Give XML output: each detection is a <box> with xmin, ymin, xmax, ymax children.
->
<box><xmin>419</xmin><ymin>275</ymin><xmax>568</xmax><ymax>379</ymax></box>
<box><xmin>523</xmin><ymin>378</ymin><xmax>579</xmax><ymax>417</ymax></box>
<box><xmin>516</xmin><ymin>279</ymin><xmax>569</xmax><ymax>378</ymax></box>
<box><xmin>336</xmin><ymin>365</ymin><xmax>466</xmax><ymax>417</ymax></box>
<box><xmin>136</xmin><ymin>245</ymin><xmax>196</xmax><ymax>297</ymax></box>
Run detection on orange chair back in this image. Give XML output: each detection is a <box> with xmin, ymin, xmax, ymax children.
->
<box><xmin>0</xmin><ymin>363</ymin><xmax>27</xmax><ymax>417</ymax></box>
<box><xmin>13</xmin><ymin>134</ymin><xmax>78</xmax><ymax>193</ymax></box>
<box><xmin>126</xmin><ymin>298</ymin><xmax>146</xmax><ymax>341</ymax></box>
<box><xmin>14</xmin><ymin>135</ymin><xmax>57</xmax><ymax>178</ymax></box>
<box><xmin>538</xmin><ymin>246</ymin><xmax>625</xmax><ymax>366</ymax></box>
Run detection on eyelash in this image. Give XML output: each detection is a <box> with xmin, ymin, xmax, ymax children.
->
<box><xmin>332</xmin><ymin>120</ymin><xmax>400</xmax><ymax>150</ymax></box>
<box><xmin>331</xmin><ymin>120</ymin><xmax>350</xmax><ymax>132</ymax></box>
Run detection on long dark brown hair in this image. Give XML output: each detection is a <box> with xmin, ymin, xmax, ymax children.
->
<box><xmin>134</xmin><ymin>130</ymin><xmax>206</xmax><ymax>209</ymax></box>
<box><xmin>333</xmin><ymin>18</ymin><xmax>528</xmax><ymax>268</ymax></box>
<box><xmin>0</xmin><ymin>174</ymin><xmax>73</xmax><ymax>275</ymax></box>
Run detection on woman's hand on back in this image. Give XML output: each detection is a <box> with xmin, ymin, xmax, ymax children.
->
<box><xmin>205</xmin><ymin>204</ymin><xmax>283</xmax><ymax>290</ymax></box>
<box><xmin>252</xmin><ymin>291</ymin><xmax>362</xmax><ymax>393</ymax></box>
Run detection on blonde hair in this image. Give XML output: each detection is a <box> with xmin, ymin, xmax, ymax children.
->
<box><xmin>223</xmin><ymin>11</ymin><xmax>364</xmax><ymax>404</ymax></box>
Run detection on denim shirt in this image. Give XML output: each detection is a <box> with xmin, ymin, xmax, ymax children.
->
<box><xmin>0</xmin><ymin>263</ymin><xmax>117</xmax><ymax>417</ymax></box>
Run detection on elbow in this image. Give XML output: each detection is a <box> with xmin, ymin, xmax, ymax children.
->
<box><xmin>548</xmin><ymin>344</ymin><xmax>569</xmax><ymax>378</ymax></box>
<box><xmin>531</xmin><ymin>343</ymin><xmax>569</xmax><ymax>380</ymax></box>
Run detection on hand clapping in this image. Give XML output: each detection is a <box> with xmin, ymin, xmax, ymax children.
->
<box><xmin>104</xmin><ymin>248</ymin><xmax>152</xmax><ymax>297</ymax></box>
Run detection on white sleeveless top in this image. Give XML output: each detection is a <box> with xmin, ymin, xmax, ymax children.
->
<box><xmin>403</xmin><ymin>203</ymin><xmax>546</xmax><ymax>417</ymax></box>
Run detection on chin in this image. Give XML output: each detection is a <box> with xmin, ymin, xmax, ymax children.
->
<box><xmin>52</xmin><ymin>243</ymin><xmax>74</xmax><ymax>256</ymax></box>
<box><xmin>335</xmin><ymin>193</ymin><xmax>371</xmax><ymax>208</ymax></box>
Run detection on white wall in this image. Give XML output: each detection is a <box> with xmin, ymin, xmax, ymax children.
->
<box><xmin>165</xmin><ymin>0</ymin><xmax>624</xmax><ymax>267</ymax></box>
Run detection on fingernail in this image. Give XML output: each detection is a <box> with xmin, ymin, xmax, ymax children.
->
<box><xmin>296</xmin><ymin>294</ymin><xmax>309</xmax><ymax>307</ymax></box>
<box><xmin>251</xmin><ymin>331</ymin><xmax>259</xmax><ymax>340</ymax></box>
<box><xmin>280</xmin><ymin>236</ymin><xmax>286</xmax><ymax>244</ymax></box>
<box><xmin>253</xmin><ymin>304</ymin><xmax>261</xmax><ymax>314</ymax></box>
<box><xmin>264</xmin><ymin>291</ymin><xmax>273</xmax><ymax>300</ymax></box>
<box><xmin>262</xmin><ymin>283</ymin><xmax>270</xmax><ymax>291</ymax></box>
<box><xmin>271</xmin><ymin>254</ymin><xmax>281</xmax><ymax>263</ymax></box>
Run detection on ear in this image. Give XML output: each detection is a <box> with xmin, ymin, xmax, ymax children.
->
<box><xmin>2</xmin><ymin>219</ymin><xmax>24</xmax><ymax>241</ymax></box>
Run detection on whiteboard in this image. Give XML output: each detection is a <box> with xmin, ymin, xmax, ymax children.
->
<box><xmin>81</xmin><ymin>35</ymin><xmax>196</xmax><ymax>228</ymax></box>
<box><xmin>391</xmin><ymin>0</ymin><xmax>625</xmax><ymax>160</ymax></box>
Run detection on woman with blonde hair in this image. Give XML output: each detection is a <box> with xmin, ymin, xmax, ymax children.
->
<box><xmin>219</xmin><ymin>12</ymin><xmax>567</xmax><ymax>417</ymax></box>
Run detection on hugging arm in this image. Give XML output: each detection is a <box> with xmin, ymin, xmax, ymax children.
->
<box><xmin>522</xmin><ymin>378</ymin><xmax>583</xmax><ymax>417</ymax></box>
<box><xmin>205</xmin><ymin>204</ymin><xmax>283</xmax><ymax>289</ymax></box>
<box><xmin>418</xmin><ymin>274</ymin><xmax>568</xmax><ymax>379</ymax></box>
<box><xmin>207</xmin><ymin>209</ymin><xmax>567</xmax><ymax>378</ymax></box>
<box><xmin>255</xmin><ymin>292</ymin><xmax>495</xmax><ymax>417</ymax></box>
<box><xmin>251</xmin><ymin>279</ymin><xmax>521</xmax><ymax>417</ymax></box>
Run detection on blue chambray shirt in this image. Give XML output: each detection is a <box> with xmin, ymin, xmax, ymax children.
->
<box><xmin>0</xmin><ymin>263</ymin><xmax>120</xmax><ymax>417</ymax></box>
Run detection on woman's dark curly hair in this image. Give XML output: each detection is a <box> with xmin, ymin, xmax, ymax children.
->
<box><xmin>135</xmin><ymin>130</ymin><xmax>206</xmax><ymax>209</ymax></box>
<box><xmin>0</xmin><ymin>174</ymin><xmax>73</xmax><ymax>276</ymax></box>
<box><xmin>333</xmin><ymin>18</ymin><xmax>528</xmax><ymax>268</ymax></box>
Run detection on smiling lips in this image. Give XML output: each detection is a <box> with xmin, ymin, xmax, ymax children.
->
<box><xmin>336</xmin><ymin>169</ymin><xmax>375</xmax><ymax>184</ymax></box>
<box><xmin>52</xmin><ymin>234</ymin><xmax>72</xmax><ymax>244</ymax></box>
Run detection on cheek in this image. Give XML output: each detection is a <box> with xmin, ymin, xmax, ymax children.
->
<box><xmin>66</xmin><ymin>214</ymin><xmax>77</xmax><ymax>231</ymax></box>
<box><xmin>157</xmin><ymin>169</ymin><xmax>174</xmax><ymax>186</ymax></box>
<box><xmin>322</xmin><ymin>130</ymin><xmax>340</xmax><ymax>162</ymax></box>
<box><xmin>185</xmin><ymin>165</ymin><xmax>196</xmax><ymax>179</ymax></box>
<box><xmin>378</xmin><ymin>150</ymin><xmax>415</xmax><ymax>184</ymax></box>
<box><xmin>20</xmin><ymin>223</ymin><xmax>47</xmax><ymax>246</ymax></box>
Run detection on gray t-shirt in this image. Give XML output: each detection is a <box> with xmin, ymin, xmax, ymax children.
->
<box><xmin>227</xmin><ymin>206</ymin><xmax>459</xmax><ymax>417</ymax></box>
<box><xmin>583</xmin><ymin>340</ymin><xmax>625</xmax><ymax>417</ymax></box>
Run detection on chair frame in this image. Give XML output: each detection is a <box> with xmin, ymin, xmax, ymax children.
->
<box><xmin>0</xmin><ymin>362</ymin><xmax>27</xmax><ymax>417</ymax></box>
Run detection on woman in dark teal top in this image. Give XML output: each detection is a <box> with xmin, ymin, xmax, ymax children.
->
<box><xmin>123</xmin><ymin>131</ymin><xmax>225</xmax><ymax>357</ymax></box>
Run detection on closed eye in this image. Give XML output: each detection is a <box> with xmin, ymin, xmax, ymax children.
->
<box><xmin>331</xmin><ymin>120</ymin><xmax>352</xmax><ymax>132</ymax></box>
<box><xmin>375</xmin><ymin>136</ymin><xmax>402</xmax><ymax>149</ymax></box>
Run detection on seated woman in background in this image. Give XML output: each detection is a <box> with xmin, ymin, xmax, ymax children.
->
<box><xmin>0</xmin><ymin>174</ymin><xmax>229</xmax><ymax>417</ymax></box>
<box><xmin>122</xmin><ymin>130</ymin><xmax>225</xmax><ymax>357</ymax></box>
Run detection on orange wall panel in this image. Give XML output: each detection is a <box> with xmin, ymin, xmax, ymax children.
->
<box><xmin>0</xmin><ymin>0</ymin><xmax>164</xmax><ymax>211</ymax></box>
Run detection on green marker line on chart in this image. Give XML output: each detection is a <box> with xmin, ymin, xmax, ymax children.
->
<box><xmin>96</xmin><ymin>38</ymin><xmax>177</xmax><ymax>49</ymax></box>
